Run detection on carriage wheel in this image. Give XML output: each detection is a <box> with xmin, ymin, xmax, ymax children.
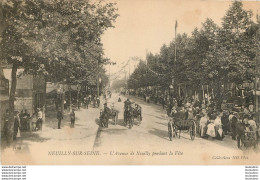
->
<box><xmin>189</xmin><ymin>121</ymin><xmax>196</xmax><ymax>140</ymax></box>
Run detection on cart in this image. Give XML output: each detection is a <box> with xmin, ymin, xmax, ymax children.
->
<box><xmin>99</xmin><ymin>108</ymin><xmax>118</xmax><ymax>127</ymax></box>
<box><xmin>168</xmin><ymin>118</ymin><xmax>196</xmax><ymax>141</ymax></box>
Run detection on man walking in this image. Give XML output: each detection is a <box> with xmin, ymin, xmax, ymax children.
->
<box><xmin>57</xmin><ymin>110</ymin><xmax>63</xmax><ymax>129</ymax></box>
<box><xmin>70</xmin><ymin>109</ymin><xmax>75</xmax><ymax>128</ymax></box>
<box><xmin>97</xmin><ymin>97</ymin><xmax>100</xmax><ymax>108</ymax></box>
<box><xmin>36</xmin><ymin>108</ymin><xmax>43</xmax><ymax>131</ymax></box>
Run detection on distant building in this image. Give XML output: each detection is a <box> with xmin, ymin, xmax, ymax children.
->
<box><xmin>2</xmin><ymin>68</ymin><xmax>46</xmax><ymax>115</ymax></box>
<box><xmin>0</xmin><ymin>67</ymin><xmax>9</xmax><ymax>134</ymax></box>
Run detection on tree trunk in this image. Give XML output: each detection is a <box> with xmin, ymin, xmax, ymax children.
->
<box><xmin>68</xmin><ymin>84</ymin><xmax>71</xmax><ymax>112</ymax></box>
<box><xmin>7</xmin><ymin>63</ymin><xmax>18</xmax><ymax>145</ymax></box>
<box><xmin>61</xmin><ymin>84</ymin><xmax>65</xmax><ymax>115</ymax></box>
<box><xmin>77</xmin><ymin>85</ymin><xmax>79</xmax><ymax>109</ymax></box>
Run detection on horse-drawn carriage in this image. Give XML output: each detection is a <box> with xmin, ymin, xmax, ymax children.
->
<box><xmin>132</xmin><ymin>104</ymin><xmax>142</xmax><ymax>126</ymax></box>
<box><xmin>168</xmin><ymin>117</ymin><xmax>196</xmax><ymax>141</ymax></box>
<box><xmin>124</xmin><ymin>102</ymin><xmax>142</xmax><ymax>128</ymax></box>
<box><xmin>124</xmin><ymin>105</ymin><xmax>133</xmax><ymax>129</ymax></box>
<box><xmin>99</xmin><ymin>104</ymin><xmax>119</xmax><ymax>127</ymax></box>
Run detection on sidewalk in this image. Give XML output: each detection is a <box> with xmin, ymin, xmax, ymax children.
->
<box><xmin>1</xmin><ymin>104</ymin><xmax>102</xmax><ymax>164</ymax></box>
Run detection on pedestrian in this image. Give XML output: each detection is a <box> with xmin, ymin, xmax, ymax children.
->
<box><xmin>93</xmin><ymin>96</ymin><xmax>97</xmax><ymax>108</ymax></box>
<box><xmin>3</xmin><ymin>109</ymin><xmax>10</xmax><ymax>142</ymax></box>
<box><xmin>162</xmin><ymin>97</ymin><xmax>165</xmax><ymax>109</ymax></box>
<box><xmin>248</xmin><ymin>102</ymin><xmax>254</xmax><ymax>113</ymax></box>
<box><xmin>200</xmin><ymin>111</ymin><xmax>209</xmax><ymax>137</ymax></box>
<box><xmin>13</xmin><ymin>111</ymin><xmax>21</xmax><ymax>140</ymax></box>
<box><xmin>70</xmin><ymin>109</ymin><xmax>75</xmax><ymax>128</ymax></box>
<box><xmin>42</xmin><ymin>106</ymin><xmax>46</xmax><ymax>123</ymax></box>
<box><xmin>221</xmin><ymin>110</ymin><xmax>230</xmax><ymax>135</ymax></box>
<box><xmin>83</xmin><ymin>96</ymin><xmax>87</xmax><ymax>109</ymax></box>
<box><xmin>97</xmin><ymin>97</ymin><xmax>100</xmax><ymax>107</ymax></box>
<box><xmin>36</xmin><ymin>108</ymin><xmax>43</xmax><ymax>131</ymax></box>
<box><xmin>231</xmin><ymin>112</ymin><xmax>238</xmax><ymax>140</ymax></box>
<box><xmin>103</xmin><ymin>103</ymin><xmax>110</xmax><ymax>127</ymax></box>
<box><xmin>22</xmin><ymin>109</ymin><xmax>30</xmax><ymax>131</ymax></box>
<box><xmin>57</xmin><ymin>110</ymin><xmax>63</xmax><ymax>129</ymax></box>
<box><xmin>86</xmin><ymin>96</ymin><xmax>90</xmax><ymax>109</ymax></box>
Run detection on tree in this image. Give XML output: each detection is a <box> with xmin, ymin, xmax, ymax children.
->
<box><xmin>221</xmin><ymin>1</ymin><xmax>254</xmax><ymax>84</ymax></box>
<box><xmin>0</xmin><ymin>0</ymin><xmax>118</xmax><ymax>144</ymax></box>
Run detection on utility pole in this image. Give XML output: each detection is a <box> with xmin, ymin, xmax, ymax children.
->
<box><xmin>175</xmin><ymin>19</ymin><xmax>177</xmax><ymax>62</ymax></box>
<box><xmin>255</xmin><ymin>25</ymin><xmax>259</xmax><ymax>121</ymax></box>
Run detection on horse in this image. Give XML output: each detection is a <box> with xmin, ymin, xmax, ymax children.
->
<box><xmin>124</xmin><ymin>105</ymin><xmax>133</xmax><ymax>129</ymax></box>
<box><xmin>132</xmin><ymin>105</ymin><xmax>142</xmax><ymax>125</ymax></box>
<box><xmin>99</xmin><ymin>107</ymin><xmax>110</xmax><ymax>128</ymax></box>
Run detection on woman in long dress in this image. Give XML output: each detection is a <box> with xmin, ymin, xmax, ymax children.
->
<box><xmin>13</xmin><ymin>111</ymin><xmax>21</xmax><ymax>140</ymax></box>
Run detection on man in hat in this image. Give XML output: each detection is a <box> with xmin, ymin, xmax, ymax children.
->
<box><xmin>231</xmin><ymin>112</ymin><xmax>239</xmax><ymax>140</ymax></box>
<box><xmin>185</xmin><ymin>107</ymin><xmax>194</xmax><ymax>120</ymax></box>
<box><xmin>221</xmin><ymin>110</ymin><xmax>230</xmax><ymax>135</ymax></box>
<box><xmin>22</xmin><ymin>109</ymin><xmax>30</xmax><ymax>131</ymax></box>
<box><xmin>97</xmin><ymin>97</ymin><xmax>100</xmax><ymax>107</ymax></box>
<box><xmin>248</xmin><ymin>102</ymin><xmax>254</xmax><ymax>113</ymax></box>
<box><xmin>57</xmin><ymin>109</ymin><xmax>63</xmax><ymax>129</ymax></box>
<box><xmin>124</xmin><ymin>99</ymin><xmax>131</xmax><ymax>123</ymax></box>
<box><xmin>103</xmin><ymin>103</ymin><xmax>110</xmax><ymax>127</ymax></box>
<box><xmin>70</xmin><ymin>109</ymin><xmax>76</xmax><ymax>128</ymax></box>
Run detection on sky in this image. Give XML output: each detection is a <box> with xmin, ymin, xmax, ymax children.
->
<box><xmin>101</xmin><ymin>0</ymin><xmax>260</xmax><ymax>81</ymax></box>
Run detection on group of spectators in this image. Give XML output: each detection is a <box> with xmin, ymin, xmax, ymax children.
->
<box><xmin>129</xmin><ymin>90</ymin><xmax>258</xmax><ymax>142</ymax></box>
<box><xmin>3</xmin><ymin>107</ymin><xmax>46</xmax><ymax>141</ymax></box>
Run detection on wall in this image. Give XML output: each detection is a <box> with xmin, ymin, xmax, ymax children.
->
<box><xmin>15</xmin><ymin>74</ymin><xmax>34</xmax><ymax>115</ymax></box>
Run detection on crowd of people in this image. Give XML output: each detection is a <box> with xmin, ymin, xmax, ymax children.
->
<box><xmin>2</xmin><ymin>107</ymin><xmax>46</xmax><ymax>141</ymax></box>
<box><xmin>127</xmin><ymin>89</ymin><xmax>259</xmax><ymax>147</ymax></box>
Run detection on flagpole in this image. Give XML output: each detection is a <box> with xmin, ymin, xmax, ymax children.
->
<box><xmin>174</xmin><ymin>20</ymin><xmax>177</xmax><ymax>98</ymax></box>
<box><xmin>175</xmin><ymin>19</ymin><xmax>177</xmax><ymax>62</ymax></box>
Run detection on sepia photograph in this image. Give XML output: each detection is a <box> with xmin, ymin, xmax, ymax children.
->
<box><xmin>0</xmin><ymin>0</ymin><xmax>260</xmax><ymax>165</ymax></box>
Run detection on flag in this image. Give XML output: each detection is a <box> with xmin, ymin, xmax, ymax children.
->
<box><xmin>175</xmin><ymin>20</ymin><xmax>178</xmax><ymax>31</ymax></box>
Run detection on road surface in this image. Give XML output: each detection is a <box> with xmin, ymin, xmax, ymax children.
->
<box><xmin>93</xmin><ymin>94</ymin><xmax>260</xmax><ymax>165</ymax></box>
<box><xmin>1</xmin><ymin>94</ymin><xmax>259</xmax><ymax>165</ymax></box>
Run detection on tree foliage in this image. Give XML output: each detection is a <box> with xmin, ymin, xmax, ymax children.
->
<box><xmin>128</xmin><ymin>1</ymin><xmax>259</xmax><ymax>98</ymax></box>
